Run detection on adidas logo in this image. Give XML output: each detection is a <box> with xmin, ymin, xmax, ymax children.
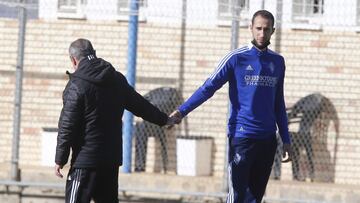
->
<box><xmin>87</xmin><ymin>54</ymin><xmax>96</xmax><ymax>60</ymax></box>
<box><xmin>239</xmin><ymin>127</ymin><xmax>245</xmax><ymax>131</ymax></box>
<box><xmin>246</xmin><ymin>65</ymin><xmax>254</xmax><ymax>71</ymax></box>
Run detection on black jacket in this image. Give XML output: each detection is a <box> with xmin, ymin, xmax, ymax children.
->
<box><xmin>55</xmin><ymin>56</ymin><xmax>168</xmax><ymax>168</ymax></box>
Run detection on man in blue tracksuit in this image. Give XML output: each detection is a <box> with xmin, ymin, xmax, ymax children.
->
<box><xmin>170</xmin><ymin>10</ymin><xmax>292</xmax><ymax>203</ymax></box>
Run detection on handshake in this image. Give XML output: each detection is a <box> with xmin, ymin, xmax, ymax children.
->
<box><xmin>166</xmin><ymin>110</ymin><xmax>183</xmax><ymax>127</ymax></box>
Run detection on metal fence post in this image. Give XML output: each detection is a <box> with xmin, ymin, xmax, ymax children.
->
<box><xmin>122</xmin><ymin>0</ymin><xmax>139</xmax><ymax>173</ymax></box>
<box><xmin>179</xmin><ymin>0</ymin><xmax>190</xmax><ymax>136</ymax></box>
<box><xmin>223</xmin><ymin>0</ymin><xmax>241</xmax><ymax>193</ymax></box>
<box><xmin>230</xmin><ymin>0</ymin><xmax>240</xmax><ymax>51</ymax></box>
<box><xmin>274</xmin><ymin>0</ymin><xmax>283</xmax><ymax>53</ymax></box>
<box><xmin>11</xmin><ymin>3</ymin><xmax>26</xmax><ymax>181</ymax></box>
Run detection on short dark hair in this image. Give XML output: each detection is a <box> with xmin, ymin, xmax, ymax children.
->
<box><xmin>69</xmin><ymin>38</ymin><xmax>96</xmax><ymax>60</ymax></box>
<box><xmin>251</xmin><ymin>10</ymin><xmax>275</xmax><ymax>27</ymax></box>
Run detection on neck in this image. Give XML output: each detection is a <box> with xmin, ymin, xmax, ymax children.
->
<box><xmin>251</xmin><ymin>40</ymin><xmax>270</xmax><ymax>51</ymax></box>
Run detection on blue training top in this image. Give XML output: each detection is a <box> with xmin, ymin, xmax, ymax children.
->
<box><xmin>178</xmin><ymin>44</ymin><xmax>290</xmax><ymax>144</ymax></box>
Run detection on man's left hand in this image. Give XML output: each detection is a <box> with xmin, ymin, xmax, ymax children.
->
<box><xmin>55</xmin><ymin>164</ymin><xmax>64</xmax><ymax>178</ymax></box>
<box><xmin>282</xmin><ymin>143</ymin><xmax>293</xmax><ymax>163</ymax></box>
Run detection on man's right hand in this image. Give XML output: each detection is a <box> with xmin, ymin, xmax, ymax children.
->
<box><xmin>55</xmin><ymin>164</ymin><xmax>64</xmax><ymax>178</ymax></box>
<box><xmin>166</xmin><ymin>110</ymin><xmax>183</xmax><ymax>127</ymax></box>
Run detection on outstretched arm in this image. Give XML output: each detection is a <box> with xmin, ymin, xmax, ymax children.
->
<box><xmin>176</xmin><ymin>53</ymin><xmax>235</xmax><ymax>118</ymax></box>
<box><xmin>118</xmin><ymin>73</ymin><xmax>169</xmax><ymax>126</ymax></box>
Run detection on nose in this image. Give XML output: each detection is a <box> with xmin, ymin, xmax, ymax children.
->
<box><xmin>259</xmin><ymin>30</ymin><xmax>265</xmax><ymax>37</ymax></box>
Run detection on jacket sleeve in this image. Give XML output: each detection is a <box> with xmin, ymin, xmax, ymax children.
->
<box><xmin>275</xmin><ymin>58</ymin><xmax>291</xmax><ymax>144</ymax></box>
<box><xmin>55</xmin><ymin>82</ymin><xmax>84</xmax><ymax>166</ymax></box>
<box><xmin>178</xmin><ymin>53</ymin><xmax>233</xmax><ymax>116</ymax></box>
<box><xmin>119</xmin><ymin>73</ymin><xmax>168</xmax><ymax>126</ymax></box>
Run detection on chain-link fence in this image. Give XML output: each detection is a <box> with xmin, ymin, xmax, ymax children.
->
<box><xmin>0</xmin><ymin>0</ymin><xmax>360</xmax><ymax>202</ymax></box>
<box><xmin>271</xmin><ymin>93</ymin><xmax>340</xmax><ymax>183</ymax></box>
<box><xmin>133</xmin><ymin>87</ymin><xmax>183</xmax><ymax>173</ymax></box>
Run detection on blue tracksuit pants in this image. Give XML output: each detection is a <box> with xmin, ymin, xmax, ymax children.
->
<box><xmin>227</xmin><ymin>135</ymin><xmax>277</xmax><ymax>203</ymax></box>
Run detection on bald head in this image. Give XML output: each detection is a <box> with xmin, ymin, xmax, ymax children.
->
<box><xmin>69</xmin><ymin>38</ymin><xmax>96</xmax><ymax>61</ymax></box>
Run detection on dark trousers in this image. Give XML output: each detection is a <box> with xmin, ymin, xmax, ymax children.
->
<box><xmin>227</xmin><ymin>135</ymin><xmax>277</xmax><ymax>203</ymax></box>
<box><xmin>65</xmin><ymin>166</ymin><xmax>119</xmax><ymax>203</ymax></box>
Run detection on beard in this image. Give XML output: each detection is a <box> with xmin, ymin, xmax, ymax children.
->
<box><xmin>251</xmin><ymin>39</ymin><xmax>270</xmax><ymax>50</ymax></box>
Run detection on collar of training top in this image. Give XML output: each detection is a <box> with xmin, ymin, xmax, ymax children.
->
<box><xmin>251</xmin><ymin>39</ymin><xmax>270</xmax><ymax>51</ymax></box>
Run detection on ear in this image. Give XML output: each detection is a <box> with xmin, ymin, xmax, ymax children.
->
<box><xmin>271</xmin><ymin>27</ymin><xmax>275</xmax><ymax>35</ymax></box>
<box><xmin>70</xmin><ymin>56</ymin><xmax>77</xmax><ymax>66</ymax></box>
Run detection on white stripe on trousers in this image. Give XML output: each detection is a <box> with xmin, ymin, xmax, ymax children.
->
<box><xmin>70</xmin><ymin>169</ymin><xmax>82</xmax><ymax>203</ymax></box>
<box><xmin>227</xmin><ymin>164</ymin><xmax>234</xmax><ymax>203</ymax></box>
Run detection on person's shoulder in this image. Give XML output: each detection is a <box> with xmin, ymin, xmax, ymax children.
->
<box><xmin>109</xmin><ymin>69</ymin><xmax>130</xmax><ymax>88</ymax></box>
<box><xmin>231</xmin><ymin>44</ymin><xmax>252</xmax><ymax>56</ymax></box>
<box><xmin>267</xmin><ymin>48</ymin><xmax>284</xmax><ymax>58</ymax></box>
<box><xmin>63</xmin><ymin>78</ymin><xmax>84</xmax><ymax>98</ymax></box>
<box><xmin>267</xmin><ymin>48</ymin><xmax>285</xmax><ymax>62</ymax></box>
<box><xmin>113</xmin><ymin>69</ymin><xmax>126</xmax><ymax>80</ymax></box>
<box><xmin>222</xmin><ymin>45</ymin><xmax>251</xmax><ymax>63</ymax></box>
<box><xmin>68</xmin><ymin>73</ymin><xmax>83</xmax><ymax>86</ymax></box>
